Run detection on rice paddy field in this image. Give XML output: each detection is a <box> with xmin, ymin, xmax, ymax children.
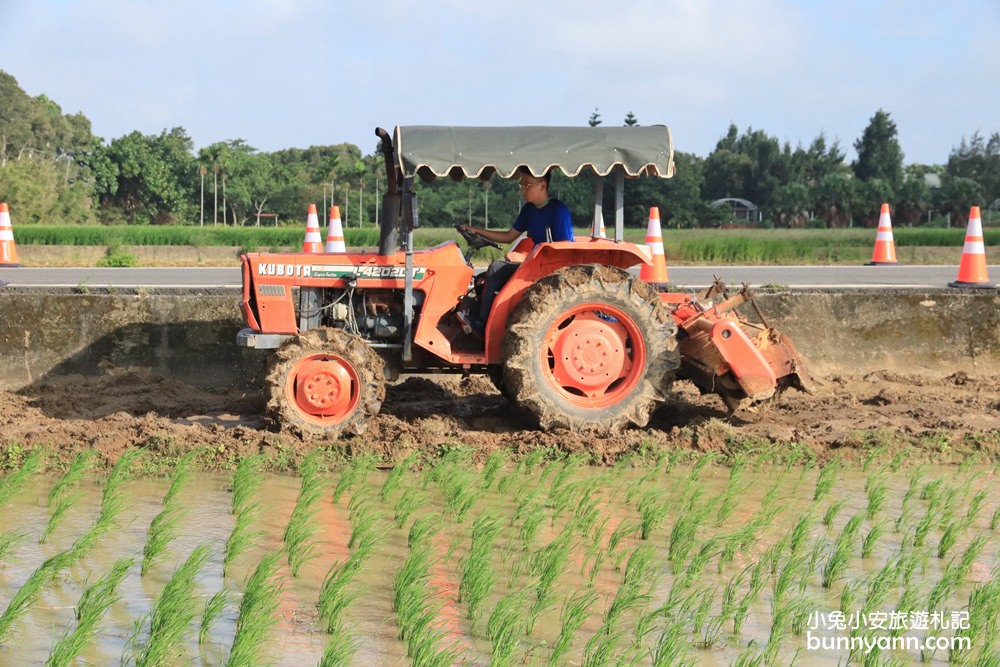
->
<box><xmin>1</xmin><ymin>447</ymin><xmax>997</xmax><ymax>666</ymax></box>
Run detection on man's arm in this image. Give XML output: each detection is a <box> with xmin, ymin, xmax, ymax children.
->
<box><xmin>457</xmin><ymin>224</ymin><xmax>521</xmax><ymax>244</ymax></box>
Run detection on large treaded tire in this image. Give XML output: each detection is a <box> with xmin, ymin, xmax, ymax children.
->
<box><xmin>501</xmin><ymin>264</ymin><xmax>678</xmax><ymax>431</ymax></box>
<box><xmin>266</xmin><ymin>327</ymin><xmax>385</xmax><ymax>439</ymax></box>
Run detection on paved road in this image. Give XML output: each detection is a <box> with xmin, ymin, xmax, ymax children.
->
<box><xmin>1</xmin><ymin>264</ymin><xmax>995</xmax><ymax>290</ymax></box>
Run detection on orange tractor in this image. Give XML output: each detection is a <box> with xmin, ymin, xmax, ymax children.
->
<box><xmin>237</xmin><ymin>126</ymin><xmax>812</xmax><ymax>437</ymax></box>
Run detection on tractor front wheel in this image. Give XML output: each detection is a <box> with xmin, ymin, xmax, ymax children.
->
<box><xmin>266</xmin><ymin>327</ymin><xmax>385</xmax><ymax>439</ymax></box>
<box><xmin>501</xmin><ymin>265</ymin><xmax>678</xmax><ymax>431</ymax></box>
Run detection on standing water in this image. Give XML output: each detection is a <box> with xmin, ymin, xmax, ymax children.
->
<box><xmin>0</xmin><ymin>450</ymin><xmax>997</xmax><ymax>665</ymax></box>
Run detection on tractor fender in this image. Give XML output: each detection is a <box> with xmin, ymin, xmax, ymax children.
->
<box><xmin>483</xmin><ymin>239</ymin><xmax>653</xmax><ymax>361</ymax></box>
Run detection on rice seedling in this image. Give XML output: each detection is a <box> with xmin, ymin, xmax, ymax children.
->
<box><xmin>332</xmin><ymin>452</ymin><xmax>379</xmax><ymax>504</ymax></box>
<box><xmin>920</xmin><ymin>477</ymin><xmax>944</xmax><ymax>502</ymax></box>
<box><xmin>0</xmin><ymin>447</ymin><xmax>44</xmax><ymax>506</ymax></box>
<box><xmin>393</xmin><ymin>487</ymin><xmax>425</xmax><ymax>528</ymax></box>
<box><xmin>2</xmin><ymin>454</ymin><xmax>148</xmax><ymax>637</ymax></box>
<box><xmin>230</xmin><ymin>453</ymin><xmax>263</xmax><ymax>515</ymax></box>
<box><xmin>684</xmin><ymin>536</ymin><xmax>722</xmax><ymax>578</ymax></box>
<box><xmin>861</xmin><ymin>558</ymin><xmax>899</xmax><ymax>615</ymax></box>
<box><xmin>134</xmin><ymin>543</ymin><xmax>211</xmax><ymax>666</ymax></box>
<box><xmin>937</xmin><ymin>520</ymin><xmax>961</xmax><ymax>559</ymax></box>
<box><xmin>821</xmin><ymin>499</ymin><xmax>846</xmax><ymax>526</ymax></box>
<box><xmin>604</xmin><ymin>544</ymin><xmax>657</xmax><ymax>634</ymax></box>
<box><xmin>813</xmin><ymin>460</ymin><xmax>839</xmax><ymax>501</ymax></box>
<box><xmin>40</xmin><ymin>485</ymin><xmax>84</xmax><ymax>544</ymax></box>
<box><xmin>567</xmin><ymin>490</ymin><xmax>602</xmax><ymax>542</ymax></box>
<box><xmin>379</xmin><ymin>450</ymin><xmax>419</xmax><ymax>501</ymax></box>
<box><xmin>822</xmin><ymin>513</ymin><xmax>864</xmax><ymax>588</ymax></box>
<box><xmin>901</xmin><ymin>467</ymin><xmax>925</xmax><ymax>508</ymax></box>
<box><xmin>514</xmin><ymin>492</ymin><xmax>547</xmax><ymax>549</ymax></box>
<box><xmin>408</xmin><ymin>512</ymin><xmax>443</xmax><ymax>549</ymax></box>
<box><xmin>162</xmin><ymin>448</ymin><xmax>202</xmax><ymax>506</ymax></box>
<box><xmin>788</xmin><ymin>512</ymin><xmax>814</xmax><ymax>554</ymax></box>
<box><xmin>0</xmin><ymin>529</ymin><xmax>27</xmax><ymax>560</ymax></box>
<box><xmin>649</xmin><ymin>619</ymin><xmax>692</xmax><ymax>667</ymax></box>
<box><xmin>861</xmin><ymin>520</ymin><xmax>886</xmax><ymax>559</ymax></box>
<box><xmin>965</xmin><ymin>488</ymin><xmax>989</xmax><ymax>524</ymax></box>
<box><xmin>318</xmin><ymin>503</ymin><xmax>381</xmax><ymax>632</ymax></box>
<box><xmin>458</xmin><ymin>512</ymin><xmax>501</xmax><ymax>622</ymax></box>
<box><xmin>772</xmin><ymin>551</ymin><xmax>809</xmax><ymax>606</ymax></box>
<box><xmin>282</xmin><ymin>460</ymin><xmax>329</xmax><ymax>576</ymax></box>
<box><xmin>991</xmin><ymin>506</ymin><xmax>1000</xmax><ymax>531</ymax></box>
<box><xmin>224</xmin><ymin>501</ymin><xmax>263</xmax><ymax>579</ymax></box>
<box><xmin>527</xmin><ymin>531</ymin><xmax>573</xmax><ymax>633</ymax></box>
<box><xmin>959</xmin><ymin>568</ymin><xmax>1000</xmax><ymax>665</ymax></box>
<box><xmin>548</xmin><ymin>478</ymin><xmax>587</xmax><ymax>527</ymax></box>
<box><xmin>142</xmin><ymin>504</ymin><xmax>189</xmax><ymax>575</ymax></box>
<box><xmin>486</xmin><ymin>590</ymin><xmax>525</xmax><ymax>667</ymax></box>
<box><xmin>318</xmin><ymin>557</ymin><xmax>365</xmax><ymax>633</ymax></box>
<box><xmin>865</xmin><ymin>473</ymin><xmax>889</xmax><ymax>518</ymax></box>
<box><xmin>480</xmin><ymin>450</ymin><xmax>508</xmax><ymax>490</ymax></box>
<box><xmin>46</xmin><ymin>557</ymin><xmax>134</xmax><ymax>667</ymax></box>
<box><xmin>200</xmin><ymin>588</ymin><xmax>231</xmax><ymax>646</ymax></box>
<box><xmin>392</xmin><ymin>542</ymin><xmax>433</xmax><ymax>636</ymax></box>
<box><xmin>347</xmin><ymin>496</ymin><xmax>383</xmax><ymax>553</ymax></box>
<box><xmin>638</xmin><ymin>488</ymin><xmax>671</xmax><ymax>540</ymax></box>
<box><xmin>549</xmin><ymin>589</ymin><xmax>597</xmax><ymax>665</ymax></box>
<box><xmin>912</xmin><ymin>503</ymin><xmax>938</xmax><ymax>548</ymax></box>
<box><xmin>318</xmin><ymin>624</ymin><xmax>362</xmax><ymax>667</ymax></box>
<box><xmin>434</xmin><ymin>462</ymin><xmax>479</xmax><ymax>522</ymax></box>
<box><xmin>840</xmin><ymin>578</ymin><xmax>863</xmax><ymax>615</ymax></box>
<box><xmin>45</xmin><ymin>450</ymin><xmax>96</xmax><ymax>506</ymax></box>
<box><xmin>668</xmin><ymin>493</ymin><xmax>711</xmax><ymax>570</ymax></box>
<box><xmin>582</xmin><ymin>628</ymin><xmax>629</xmax><ymax>667</ymax></box>
<box><xmin>227</xmin><ymin>551</ymin><xmax>284</xmax><ymax>666</ymax></box>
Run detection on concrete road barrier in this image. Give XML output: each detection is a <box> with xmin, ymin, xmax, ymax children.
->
<box><xmin>0</xmin><ymin>287</ymin><xmax>997</xmax><ymax>393</ymax></box>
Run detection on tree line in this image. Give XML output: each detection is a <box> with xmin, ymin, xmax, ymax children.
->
<box><xmin>2</xmin><ymin>70</ymin><xmax>998</xmax><ymax>232</ymax></box>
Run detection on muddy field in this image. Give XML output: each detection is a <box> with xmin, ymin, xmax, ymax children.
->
<box><xmin>2</xmin><ymin>367</ymin><xmax>998</xmax><ymax>471</ymax></box>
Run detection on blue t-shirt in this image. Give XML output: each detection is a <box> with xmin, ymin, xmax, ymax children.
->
<box><xmin>512</xmin><ymin>198</ymin><xmax>574</xmax><ymax>245</ymax></box>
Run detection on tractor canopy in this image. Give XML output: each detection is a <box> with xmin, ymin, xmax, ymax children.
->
<box><xmin>391</xmin><ymin>125</ymin><xmax>675</xmax><ymax>183</ymax></box>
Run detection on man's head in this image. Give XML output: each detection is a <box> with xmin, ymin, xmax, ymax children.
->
<box><xmin>518</xmin><ymin>170</ymin><xmax>550</xmax><ymax>205</ymax></box>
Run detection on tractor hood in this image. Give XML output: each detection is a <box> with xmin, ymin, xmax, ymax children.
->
<box><xmin>392</xmin><ymin>125</ymin><xmax>674</xmax><ymax>183</ymax></box>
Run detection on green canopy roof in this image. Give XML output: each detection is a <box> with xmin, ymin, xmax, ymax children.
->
<box><xmin>393</xmin><ymin>125</ymin><xmax>674</xmax><ymax>182</ymax></box>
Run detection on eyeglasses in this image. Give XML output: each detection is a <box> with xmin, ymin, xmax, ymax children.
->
<box><xmin>518</xmin><ymin>181</ymin><xmax>543</xmax><ymax>190</ymax></box>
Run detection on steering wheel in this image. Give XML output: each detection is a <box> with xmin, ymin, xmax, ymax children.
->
<box><xmin>453</xmin><ymin>224</ymin><xmax>501</xmax><ymax>251</ymax></box>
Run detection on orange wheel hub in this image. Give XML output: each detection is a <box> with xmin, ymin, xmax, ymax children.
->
<box><xmin>289</xmin><ymin>354</ymin><xmax>359</xmax><ymax>423</ymax></box>
<box><xmin>542</xmin><ymin>307</ymin><xmax>646</xmax><ymax>408</ymax></box>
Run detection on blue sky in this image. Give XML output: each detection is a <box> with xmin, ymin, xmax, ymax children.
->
<box><xmin>3</xmin><ymin>0</ymin><xmax>998</xmax><ymax>165</ymax></box>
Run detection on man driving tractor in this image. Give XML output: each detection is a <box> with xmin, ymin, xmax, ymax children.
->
<box><xmin>456</xmin><ymin>169</ymin><xmax>574</xmax><ymax>336</ymax></box>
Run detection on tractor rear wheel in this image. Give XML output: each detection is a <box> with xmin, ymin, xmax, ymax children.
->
<box><xmin>266</xmin><ymin>327</ymin><xmax>385</xmax><ymax>438</ymax></box>
<box><xmin>501</xmin><ymin>264</ymin><xmax>679</xmax><ymax>431</ymax></box>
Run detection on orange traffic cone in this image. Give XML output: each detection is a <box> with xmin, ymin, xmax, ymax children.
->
<box><xmin>592</xmin><ymin>213</ymin><xmax>607</xmax><ymax>239</ymax></box>
<box><xmin>0</xmin><ymin>202</ymin><xmax>21</xmax><ymax>267</ymax></box>
<box><xmin>302</xmin><ymin>204</ymin><xmax>323</xmax><ymax>253</ymax></box>
<box><xmin>866</xmin><ymin>203</ymin><xmax>898</xmax><ymax>265</ymax></box>
<box><xmin>325</xmin><ymin>205</ymin><xmax>346</xmax><ymax>252</ymax></box>
<box><xmin>639</xmin><ymin>206</ymin><xmax>669</xmax><ymax>283</ymax></box>
<box><xmin>948</xmin><ymin>206</ymin><xmax>995</xmax><ymax>289</ymax></box>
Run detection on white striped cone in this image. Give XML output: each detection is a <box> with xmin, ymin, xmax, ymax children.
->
<box><xmin>325</xmin><ymin>205</ymin><xmax>346</xmax><ymax>252</ymax></box>
<box><xmin>302</xmin><ymin>204</ymin><xmax>323</xmax><ymax>253</ymax></box>
<box><xmin>948</xmin><ymin>206</ymin><xmax>995</xmax><ymax>288</ymax></box>
<box><xmin>0</xmin><ymin>202</ymin><xmax>20</xmax><ymax>266</ymax></box>
<box><xmin>867</xmin><ymin>203</ymin><xmax>898</xmax><ymax>264</ymax></box>
<box><xmin>639</xmin><ymin>206</ymin><xmax>668</xmax><ymax>283</ymax></box>
<box><xmin>592</xmin><ymin>213</ymin><xmax>607</xmax><ymax>238</ymax></box>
